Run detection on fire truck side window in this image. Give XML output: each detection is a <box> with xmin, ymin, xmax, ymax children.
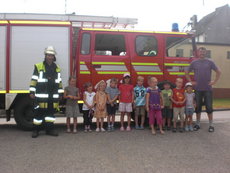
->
<box><xmin>135</xmin><ymin>36</ymin><xmax>158</xmax><ymax>56</ymax></box>
<box><xmin>81</xmin><ymin>33</ymin><xmax>91</xmax><ymax>55</ymax></box>
<box><xmin>95</xmin><ymin>34</ymin><xmax>126</xmax><ymax>56</ymax></box>
<box><xmin>166</xmin><ymin>37</ymin><xmax>192</xmax><ymax>57</ymax></box>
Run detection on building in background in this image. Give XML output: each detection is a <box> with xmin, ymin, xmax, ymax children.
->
<box><xmin>194</xmin><ymin>4</ymin><xmax>230</xmax><ymax>98</ymax></box>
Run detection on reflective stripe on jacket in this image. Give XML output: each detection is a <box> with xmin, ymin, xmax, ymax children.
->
<box><xmin>29</xmin><ymin>61</ymin><xmax>63</xmax><ymax>109</ymax></box>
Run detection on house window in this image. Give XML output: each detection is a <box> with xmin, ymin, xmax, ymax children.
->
<box><xmin>227</xmin><ymin>51</ymin><xmax>230</xmax><ymax>59</ymax></box>
<box><xmin>135</xmin><ymin>35</ymin><xmax>158</xmax><ymax>56</ymax></box>
<box><xmin>176</xmin><ymin>49</ymin><xmax>184</xmax><ymax>57</ymax></box>
<box><xmin>81</xmin><ymin>33</ymin><xmax>91</xmax><ymax>55</ymax></box>
<box><xmin>206</xmin><ymin>50</ymin><xmax>211</xmax><ymax>58</ymax></box>
<box><xmin>190</xmin><ymin>50</ymin><xmax>194</xmax><ymax>57</ymax></box>
<box><xmin>95</xmin><ymin>34</ymin><xmax>126</xmax><ymax>56</ymax></box>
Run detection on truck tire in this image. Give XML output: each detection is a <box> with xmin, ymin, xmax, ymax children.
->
<box><xmin>14</xmin><ymin>96</ymin><xmax>34</xmax><ymax>131</ymax></box>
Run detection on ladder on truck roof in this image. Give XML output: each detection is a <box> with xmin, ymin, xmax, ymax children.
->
<box><xmin>0</xmin><ymin>13</ymin><xmax>138</xmax><ymax>76</ymax></box>
<box><xmin>0</xmin><ymin>13</ymin><xmax>138</xmax><ymax>29</ymax></box>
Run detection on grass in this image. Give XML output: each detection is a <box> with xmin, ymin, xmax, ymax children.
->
<box><xmin>213</xmin><ymin>98</ymin><xmax>230</xmax><ymax>109</ymax></box>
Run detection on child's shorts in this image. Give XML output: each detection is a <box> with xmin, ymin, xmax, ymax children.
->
<box><xmin>162</xmin><ymin>106</ymin><xmax>172</xmax><ymax>118</ymax></box>
<box><xmin>185</xmin><ymin>108</ymin><xmax>194</xmax><ymax>116</ymax></box>
<box><xmin>119</xmin><ymin>102</ymin><xmax>132</xmax><ymax>113</ymax></box>
<box><xmin>107</xmin><ymin>104</ymin><xmax>117</xmax><ymax>115</ymax></box>
<box><xmin>66</xmin><ymin>104</ymin><xmax>80</xmax><ymax>118</ymax></box>
<box><xmin>173</xmin><ymin>107</ymin><xmax>185</xmax><ymax>122</ymax></box>
<box><xmin>135</xmin><ymin>106</ymin><xmax>145</xmax><ymax>117</ymax></box>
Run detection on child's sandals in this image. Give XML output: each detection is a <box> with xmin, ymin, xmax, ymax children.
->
<box><xmin>66</xmin><ymin>128</ymin><xmax>71</xmax><ymax>133</ymax></box>
<box><xmin>151</xmin><ymin>129</ymin><xmax>156</xmax><ymax>135</ymax></box>
<box><xmin>160</xmin><ymin>130</ymin><xmax>165</xmax><ymax>135</ymax></box>
<box><xmin>73</xmin><ymin>129</ymin><xmax>77</xmax><ymax>133</ymax></box>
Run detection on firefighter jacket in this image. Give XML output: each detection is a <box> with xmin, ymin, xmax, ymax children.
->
<box><xmin>29</xmin><ymin>61</ymin><xmax>64</xmax><ymax>109</ymax></box>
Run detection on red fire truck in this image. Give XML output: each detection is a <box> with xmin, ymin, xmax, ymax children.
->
<box><xmin>0</xmin><ymin>13</ymin><xmax>196</xmax><ymax>130</ymax></box>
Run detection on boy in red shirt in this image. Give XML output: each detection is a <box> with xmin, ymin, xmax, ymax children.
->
<box><xmin>171</xmin><ymin>78</ymin><xmax>186</xmax><ymax>133</ymax></box>
<box><xmin>118</xmin><ymin>73</ymin><xmax>134</xmax><ymax>131</ymax></box>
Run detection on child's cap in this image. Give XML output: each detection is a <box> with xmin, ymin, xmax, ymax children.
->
<box><xmin>94</xmin><ymin>80</ymin><xmax>106</xmax><ymax>90</ymax></box>
<box><xmin>123</xmin><ymin>73</ymin><xmax>131</xmax><ymax>78</ymax></box>
<box><xmin>185</xmin><ymin>82</ymin><xmax>193</xmax><ymax>88</ymax></box>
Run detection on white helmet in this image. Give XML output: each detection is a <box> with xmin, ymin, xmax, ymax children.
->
<box><xmin>44</xmin><ymin>46</ymin><xmax>56</xmax><ymax>55</ymax></box>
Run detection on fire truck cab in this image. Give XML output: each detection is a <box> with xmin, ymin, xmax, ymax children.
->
<box><xmin>77</xmin><ymin>28</ymin><xmax>195</xmax><ymax>91</ymax></box>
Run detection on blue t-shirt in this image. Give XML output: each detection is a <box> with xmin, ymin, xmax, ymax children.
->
<box><xmin>188</xmin><ymin>58</ymin><xmax>218</xmax><ymax>91</ymax></box>
<box><xmin>134</xmin><ymin>85</ymin><xmax>147</xmax><ymax>106</ymax></box>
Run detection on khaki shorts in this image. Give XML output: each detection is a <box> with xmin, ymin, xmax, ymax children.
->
<box><xmin>135</xmin><ymin>106</ymin><xmax>145</xmax><ymax>117</ymax></box>
<box><xmin>173</xmin><ymin>107</ymin><xmax>185</xmax><ymax>122</ymax></box>
<box><xmin>66</xmin><ymin>104</ymin><xmax>80</xmax><ymax>118</ymax></box>
<box><xmin>119</xmin><ymin>102</ymin><xmax>133</xmax><ymax>112</ymax></box>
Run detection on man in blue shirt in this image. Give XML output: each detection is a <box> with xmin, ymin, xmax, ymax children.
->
<box><xmin>185</xmin><ymin>47</ymin><xmax>221</xmax><ymax>132</ymax></box>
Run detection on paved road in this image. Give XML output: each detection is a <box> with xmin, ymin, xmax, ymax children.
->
<box><xmin>0</xmin><ymin>111</ymin><xmax>230</xmax><ymax>173</ymax></box>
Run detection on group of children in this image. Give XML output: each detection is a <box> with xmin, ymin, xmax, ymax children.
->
<box><xmin>64</xmin><ymin>73</ymin><xmax>195</xmax><ymax>135</ymax></box>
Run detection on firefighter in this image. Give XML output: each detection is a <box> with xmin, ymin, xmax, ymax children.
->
<box><xmin>29</xmin><ymin>46</ymin><xmax>64</xmax><ymax>138</ymax></box>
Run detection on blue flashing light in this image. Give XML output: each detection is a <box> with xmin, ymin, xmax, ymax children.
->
<box><xmin>172</xmin><ymin>23</ymin><xmax>179</xmax><ymax>32</ymax></box>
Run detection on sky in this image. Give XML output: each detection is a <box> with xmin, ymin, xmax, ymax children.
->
<box><xmin>0</xmin><ymin>0</ymin><xmax>230</xmax><ymax>31</ymax></box>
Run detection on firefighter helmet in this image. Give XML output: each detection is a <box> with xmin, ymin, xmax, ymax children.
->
<box><xmin>44</xmin><ymin>46</ymin><xmax>56</xmax><ymax>55</ymax></box>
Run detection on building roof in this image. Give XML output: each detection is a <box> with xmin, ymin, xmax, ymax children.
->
<box><xmin>195</xmin><ymin>4</ymin><xmax>230</xmax><ymax>44</ymax></box>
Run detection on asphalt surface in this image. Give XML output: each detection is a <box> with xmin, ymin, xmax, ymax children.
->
<box><xmin>0</xmin><ymin>111</ymin><xmax>230</xmax><ymax>173</ymax></box>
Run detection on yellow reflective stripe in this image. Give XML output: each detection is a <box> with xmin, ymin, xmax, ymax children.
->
<box><xmin>45</xmin><ymin>117</ymin><xmax>56</xmax><ymax>123</ymax></box>
<box><xmin>78</xmin><ymin>100</ymin><xmax>84</xmax><ymax>104</ymax></box>
<box><xmin>10</xmin><ymin>21</ymin><xmax>71</xmax><ymax>25</ymax></box>
<box><xmin>39</xmin><ymin>103</ymin><xmax>48</xmax><ymax>108</ymax></box>
<box><xmin>92</xmin><ymin>62</ymin><xmax>125</xmax><ymax>65</ymax></box>
<box><xmin>132</xmin><ymin>62</ymin><xmax>158</xmax><ymax>66</ymax></box>
<box><xmin>31</xmin><ymin>75</ymin><xmax>39</xmax><ymax>80</ymax></box>
<box><xmin>164</xmin><ymin>63</ymin><xmax>190</xmax><ymax>66</ymax></box>
<box><xmin>155</xmin><ymin>31</ymin><xmax>187</xmax><ymax>35</ymax></box>
<box><xmin>53</xmin><ymin>103</ymin><xmax>59</xmax><ymax>109</ymax></box>
<box><xmin>0</xmin><ymin>21</ymin><xmax>8</xmax><ymax>24</ymax></box>
<box><xmin>30</xmin><ymin>80</ymin><xmax>37</xmax><ymax>86</ymax></box>
<box><xmin>0</xmin><ymin>90</ymin><xmax>6</xmax><ymax>94</ymax></box>
<box><xmin>169</xmin><ymin>72</ymin><xmax>194</xmax><ymax>75</ymax></box>
<box><xmin>55</xmin><ymin>73</ymin><xmax>61</xmax><ymax>83</ymax></box>
<box><xmin>9</xmin><ymin>90</ymin><xmax>30</xmax><ymax>93</ymax></box>
<box><xmin>33</xmin><ymin>119</ymin><xmax>43</xmax><ymax>125</ymax></box>
<box><xmin>97</xmin><ymin>71</ymin><xmax>127</xmax><ymax>74</ymax></box>
<box><xmin>80</xmin><ymin>71</ymin><xmax>91</xmax><ymax>74</ymax></box>
<box><xmin>80</xmin><ymin>61</ymin><xmax>85</xmax><ymax>64</ymax></box>
<box><xmin>58</xmin><ymin>89</ymin><xmax>64</xmax><ymax>94</ymax></box>
<box><xmin>82</xmin><ymin>28</ymin><xmax>188</xmax><ymax>35</ymax></box>
<box><xmin>29</xmin><ymin>87</ymin><xmax>36</xmax><ymax>92</ymax></box>
<box><xmin>35</xmin><ymin>94</ymin><xmax>49</xmax><ymax>98</ymax></box>
<box><xmin>136</xmin><ymin>72</ymin><xmax>163</xmax><ymax>75</ymax></box>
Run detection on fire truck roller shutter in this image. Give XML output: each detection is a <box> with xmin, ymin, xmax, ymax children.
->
<box><xmin>10</xmin><ymin>25</ymin><xmax>70</xmax><ymax>130</ymax></box>
<box><xmin>0</xmin><ymin>26</ymin><xmax>7</xmax><ymax>93</ymax></box>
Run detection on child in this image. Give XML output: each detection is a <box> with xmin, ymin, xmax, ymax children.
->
<box><xmin>184</xmin><ymin>82</ymin><xmax>196</xmax><ymax>131</ymax></box>
<box><xmin>94</xmin><ymin>80</ymin><xmax>108</xmax><ymax>132</ymax></box>
<box><xmin>64</xmin><ymin>76</ymin><xmax>80</xmax><ymax>133</ymax></box>
<box><xmin>105</xmin><ymin>78</ymin><xmax>120</xmax><ymax>131</ymax></box>
<box><xmin>82</xmin><ymin>82</ymin><xmax>95</xmax><ymax>132</ymax></box>
<box><xmin>146</xmin><ymin>77</ymin><xmax>164</xmax><ymax>135</ymax></box>
<box><xmin>161</xmin><ymin>81</ymin><xmax>173</xmax><ymax>131</ymax></box>
<box><xmin>171</xmin><ymin>78</ymin><xmax>186</xmax><ymax>133</ymax></box>
<box><xmin>118</xmin><ymin>73</ymin><xmax>134</xmax><ymax>131</ymax></box>
<box><xmin>134</xmin><ymin>76</ymin><xmax>147</xmax><ymax>130</ymax></box>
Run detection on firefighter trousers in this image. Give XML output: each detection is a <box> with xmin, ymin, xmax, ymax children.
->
<box><xmin>33</xmin><ymin>106</ymin><xmax>56</xmax><ymax>132</ymax></box>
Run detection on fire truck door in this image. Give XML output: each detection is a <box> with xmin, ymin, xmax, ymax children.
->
<box><xmin>91</xmin><ymin>32</ymin><xmax>131</xmax><ymax>86</ymax></box>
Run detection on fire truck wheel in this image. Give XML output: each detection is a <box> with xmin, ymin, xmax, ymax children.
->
<box><xmin>14</xmin><ymin>95</ymin><xmax>34</xmax><ymax>131</ymax></box>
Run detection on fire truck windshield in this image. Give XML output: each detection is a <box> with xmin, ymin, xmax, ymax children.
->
<box><xmin>166</xmin><ymin>37</ymin><xmax>193</xmax><ymax>58</ymax></box>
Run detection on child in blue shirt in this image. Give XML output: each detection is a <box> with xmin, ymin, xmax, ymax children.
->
<box><xmin>134</xmin><ymin>76</ymin><xmax>147</xmax><ymax>129</ymax></box>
